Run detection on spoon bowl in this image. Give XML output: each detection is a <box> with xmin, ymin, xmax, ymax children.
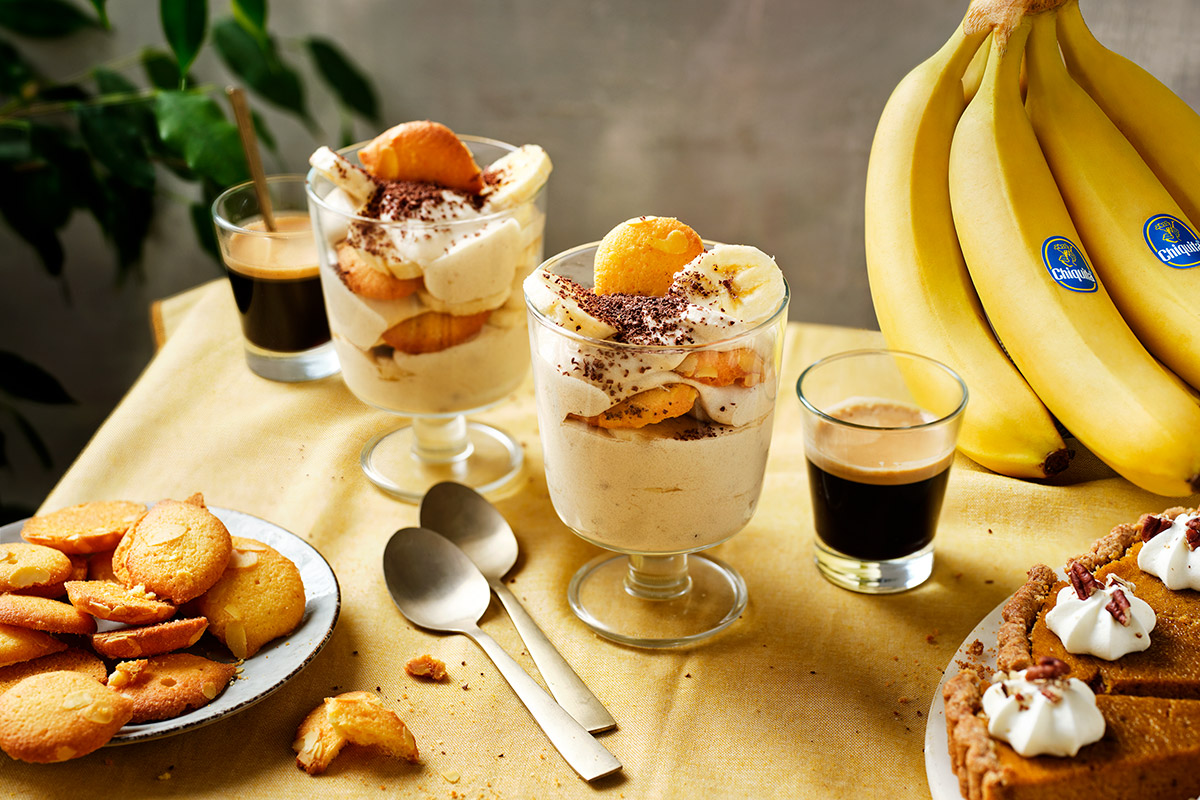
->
<box><xmin>421</xmin><ymin>483</ymin><xmax>616</xmax><ymax>733</ymax></box>
<box><xmin>383</xmin><ymin>526</ymin><xmax>490</xmax><ymax>630</ymax></box>
<box><xmin>381</xmin><ymin>527</ymin><xmax>621</xmax><ymax>781</ymax></box>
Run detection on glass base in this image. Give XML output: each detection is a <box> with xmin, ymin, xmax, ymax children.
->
<box><xmin>567</xmin><ymin>553</ymin><xmax>747</xmax><ymax>648</ymax></box>
<box><xmin>244</xmin><ymin>341</ymin><xmax>339</xmax><ymax>382</ymax></box>
<box><xmin>360</xmin><ymin>418</ymin><xmax>523</xmax><ymax>503</ymax></box>
<box><xmin>813</xmin><ymin>540</ymin><xmax>934</xmax><ymax>594</ymax></box>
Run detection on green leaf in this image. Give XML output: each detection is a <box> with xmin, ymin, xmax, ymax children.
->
<box><xmin>154</xmin><ymin>89</ymin><xmax>248</xmax><ymax>187</ymax></box>
<box><xmin>88</xmin><ymin>0</ymin><xmax>108</xmax><ymax>28</ymax></box>
<box><xmin>212</xmin><ymin>17</ymin><xmax>309</xmax><ymax>122</ymax></box>
<box><xmin>0</xmin><ymin>36</ymin><xmax>38</xmax><ymax>98</ymax></box>
<box><xmin>159</xmin><ymin>0</ymin><xmax>207</xmax><ymax>85</ymax></box>
<box><xmin>231</xmin><ymin>0</ymin><xmax>266</xmax><ymax>43</ymax></box>
<box><xmin>0</xmin><ymin>0</ymin><xmax>97</xmax><ymax>38</ymax></box>
<box><xmin>0</xmin><ymin>352</ymin><xmax>74</xmax><ymax>404</ymax></box>
<box><xmin>141</xmin><ymin>46</ymin><xmax>190</xmax><ymax>90</ymax></box>
<box><xmin>95</xmin><ymin>178</ymin><xmax>154</xmax><ymax>279</ymax></box>
<box><xmin>0</xmin><ymin>121</ymin><xmax>31</xmax><ymax>160</ymax></box>
<box><xmin>76</xmin><ymin>72</ymin><xmax>157</xmax><ymax>191</ymax></box>
<box><xmin>306</xmin><ymin>37</ymin><xmax>378</xmax><ymax>122</ymax></box>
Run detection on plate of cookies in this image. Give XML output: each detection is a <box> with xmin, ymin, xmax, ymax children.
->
<box><xmin>0</xmin><ymin>494</ymin><xmax>339</xmax><ymax>762</ymax></box>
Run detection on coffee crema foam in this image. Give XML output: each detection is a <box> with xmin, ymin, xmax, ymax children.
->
<box><xmin>225</xmin><ymin>212</ymin><xmax>320</xmax><ymax>281</ymax></box>
<box><xmin>806</xmin><ymin>397</ymin><xmax>953</xmax><ymax>486</ymax></box>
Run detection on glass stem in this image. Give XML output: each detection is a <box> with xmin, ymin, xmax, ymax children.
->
<box><xmin>410</xmin><ymin>415</ymin><xmax>473</xmax><ymax>464</ymax></box>
<box><xmin>624</xmin><ymin>554</ymin><xmax>692</xmax><ymax>600</ymax></box>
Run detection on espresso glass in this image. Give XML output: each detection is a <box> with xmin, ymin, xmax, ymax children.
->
<box><xmin>797</xmin><ymin>349</ymin><xmax>967</xmax><ymax>594</ymax></box>
<box><xmin>212</xmin><ymin>176</ymin><xmax>339</xmax><ymax>382</ymax></box>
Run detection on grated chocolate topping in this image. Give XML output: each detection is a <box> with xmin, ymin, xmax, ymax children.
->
<box><xmin>362</xmin><ymin>179</ymin><xmax>485</xmax><ymax>221</ymax></box>
<box><xmin>547</xmin><ymin>275</ymin><xmax>699</xmax><ymax>346</ymax></box>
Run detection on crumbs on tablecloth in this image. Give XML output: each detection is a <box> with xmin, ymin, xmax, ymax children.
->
<box><xmin>925</xmin><ymin>630</ymin><xmax>940</xmax><ymax>645</ymax></box>
<box><xmin>406</xmin><ymin>654</ymin><xmax>449</xmax><ymax>681</ymax></box>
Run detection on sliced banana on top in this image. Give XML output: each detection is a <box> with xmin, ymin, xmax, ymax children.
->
<box><xmin>672</xmin><ymin>244</ymin><xmax>785</xmax><ymax>328</ymax></box>
<box><xmin>310</xmin><ymin>146</ymin><xmax>379</xmax><ymax>207</ymax></box>
<box><xmin>483</xmin><ymin>145</ymin><xmax>552</xmax><ymax>210</ymax></box>
<box><xmin>523</xmin><ymin>269</ymin><xmax>618</xmax><ymax>340</ymax></box>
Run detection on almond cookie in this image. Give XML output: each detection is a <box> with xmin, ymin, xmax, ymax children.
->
<box><xmin>195</xmin><ymin>537</ymin><xmax>305</xmax><ymax>659</ymax></box>
<box><xmin>292</xmin><ymin>691</ymin><xmax>418</xmax><ymax>775</ymax></box>
<box><xmin>0</xmin><ymin>594</ymin><xmax>96</xmax><ymax>635</ymax></box>
<box><xmin>593</xmin><ymin>216</ymin><xmax>704</xmax><ymax>296</ymax></box>
<box><xmin>0</xmin><ymin>543</ymin><xmax>73</xmax><ymax>595</ymax></box>
<box><xmin>108</xmin><ymin>653</ymin><xmax>236</xmax><ymax>723</ymax></box>
<box><xmin>0</xmin><ymin>623</ymin><xmax>66</xmax><ymax>668</ymax></box>
<box><xmin>358</xmin><ymin>120</ymin><xmax>484</xmax><ymax>193</ymax></box>
<box><xmin>65</xmin><ymin>581</ymin><xmax>176</xmax><ymax>625</ymax></box>
<box><xmin>91</xmin><ymin>617</ymin><xmax>208</xmax><ymax>660</ymax></box>
<box><xmin>0</xmin><ymin>647</ymin><xmax>106</xmax><ymax>695</ymax></box>
<box><xmin>20</xmin><ymin>500</ymin><xmax>145</xmax><ymax>554</ymax></box>
<box><xmin>87</xmin><ymin>550</ymin><xmax>119</xmax><ymax>583</ymax></box>
<box><xmin>112</xmin><ymin>494</ymin><xmax>232</xmax><ymax>604</ymax></box>
<box><xmin>0</xmin><ymin>671</ymin><xmax>133</xmax><ymax>762</ymax></box>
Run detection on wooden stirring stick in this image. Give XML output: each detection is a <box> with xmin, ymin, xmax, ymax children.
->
<box><xmin>226</xmin><ymin>86</ymin><xmax>276</xmax><ymax>231</ymax></box>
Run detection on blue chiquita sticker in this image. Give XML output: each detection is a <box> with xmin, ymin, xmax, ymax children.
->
<box><xmin>1143</xmin><ymin>214</ymin><xmax>1200</xmax><ymax>269</ymax></box>
<box><xmin>1041</xmin><ymin>237</ymin><xmax>1097</xmax><ymax>293</ymax></box>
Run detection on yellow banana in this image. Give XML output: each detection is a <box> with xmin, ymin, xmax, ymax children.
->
<box><xmin>949</xmin><ymin>11</ymin><xmax>1200</xmax><ymax>497</ymax></box>
<box><xmin>865</xmin><ymin>18</ymin><xmax>1069</xmax><ymax>478</ymax></box>
<box><xmin>1024</xmin><ymin>11</ymin><xmax>1200</xmax><ymax>391</ymax></box>
<box><xmin>1057</xmin><ymin>0</ymin><xmax>1200</xmax><ymax>232</ymax></box>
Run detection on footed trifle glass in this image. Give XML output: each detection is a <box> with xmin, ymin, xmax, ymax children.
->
<box><xmin>525</xmin><ymin>242</ymin><xmax>788</xmax><ymax>647</ymax></box>
<box><xmin>307</xmin><ymin>136</ymin><xmax>548</xmax><ymax>501</ymax></box>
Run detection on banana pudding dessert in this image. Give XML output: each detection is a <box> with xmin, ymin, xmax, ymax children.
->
<box><xmin>524</xmin><ymin>217</ymin><xmax>788</xmax><ymax>553</ymax></box>
<box><xmin>307</xmin><ymin>121</ymin><xmax>551</xmax><ymax>414</ymax></box>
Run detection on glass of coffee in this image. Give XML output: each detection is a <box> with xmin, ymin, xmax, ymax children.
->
<box><xmin>212</xmin><ymin>175</ymin><xmax>339</xmax><ymax>382</ymax></box>
<box><xmin>796</xmin><ymin>349</ymin><xmax>967</xmax><ymax>594</ymax></box>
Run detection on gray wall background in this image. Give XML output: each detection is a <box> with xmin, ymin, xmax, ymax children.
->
<box><xmin>3</xmin><ymin>0</ymin><xmax>1197</xmax><ymax>513</ymax></box>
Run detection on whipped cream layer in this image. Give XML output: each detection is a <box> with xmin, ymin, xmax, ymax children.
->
<box><xmin>1138</xmin><ymin>511</ymin><xmax>1200</xmax><ymax>590</ymax></box>
<box><xmin>982</xmin><ymin>669</ymin><xmax>1105</xmax><ymax>757</ymax></box>
<box><xmin>1045</xmin><ymin>575</ymin><xmax>1156</xmax><ymax>660</ymax></box>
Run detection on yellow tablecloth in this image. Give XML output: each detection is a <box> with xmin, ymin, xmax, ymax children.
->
<box><xmin>12</xmin><ymin>278</ymin><xmax>1193</xmax><ymax>799</ymax></box>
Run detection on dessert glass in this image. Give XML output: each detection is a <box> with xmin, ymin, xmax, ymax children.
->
<box><xmin>526</xmin><ymin>242</ymin><xmax>789</xmax><ymax>648</ymax></box>
<box><xmin>212</xmin><ymin>175</ymin><xmax>339</xmax><ymax>382</ymax></box>
<box><xmin>306</xmin><ymin>137</ymin><xmax>548</xmax><ymax>501</ymax></box>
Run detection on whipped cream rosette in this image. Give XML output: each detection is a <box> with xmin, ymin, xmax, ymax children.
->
<box><xmin>981</xmin><ymin>659</ymin><xmax>1106</xmax><ymax>758</ymax></box>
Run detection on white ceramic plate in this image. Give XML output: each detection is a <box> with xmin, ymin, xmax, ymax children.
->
<box><xmin>924</xmin><ymin>598</ymin><xmax>1005</xmax><ymax>800</ymax></box>
<box><xmin>0</xmin><ymin>506</ymin><xmax>340</xmax><ymax>744</ymax></box>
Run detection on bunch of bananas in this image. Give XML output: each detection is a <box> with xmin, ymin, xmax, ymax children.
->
<box><xmin>865</xmin><ymin>0</ymin><xmax>1200</xmax><ymax>496</ymax></box>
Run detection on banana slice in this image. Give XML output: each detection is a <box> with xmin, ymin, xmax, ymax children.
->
<box><xmin>523</xmin><ymin>269</ymin><xmax>618</xmax><ymax>340</ymax></box>
<box><xmin>310</xmin><ymin>147</ymin><xmax>379</xmax><ymax>207</ymax></box>
<box><xmin>417</xmin><ymin>286</ymin><xmax>510</xmax><ymax>316</ymax></box>
<box><xmin>483</xmin><ymin>145</ymin><xmax>552</xmax><ymax>210</ymax></box>
<box><xmin>672</xmin><ymin>245</ymin><xmax>785</xmax><ymax>327</ymax></box>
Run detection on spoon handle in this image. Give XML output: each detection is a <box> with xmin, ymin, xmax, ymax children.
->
<box><xmin>464</xmin><ymin>624</ymin><xmax>622</xmax><ymax>782</ymax></box>
<box><xmin>490</xmin><ymin>579</ymin><xmax>616</xmax><ymax>733</ymax></box>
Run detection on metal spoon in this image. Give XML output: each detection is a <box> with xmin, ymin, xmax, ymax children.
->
<box><xmin>382</xmin><ymin>527</ymin><xmax>621</xmax><ymax>782</ymax></box>
<box><xmin>420</xmin><ymin>482</ymin><xmax>617</xmax><ymax>734</ymax></box>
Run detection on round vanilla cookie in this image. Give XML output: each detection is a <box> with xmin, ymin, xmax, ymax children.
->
<box><xmin>20</xmin><ymin>500</ymin><xmax>145</xmax><ymax>554</ymax></box>
<box><xmin>0</xmin><ymin>622</ymin><xmax>67</xmax><ymax>668</ymax></box>
<box><xmin>0</xmin><ymin>543</ymin><xmax>73</xmax><ymax>595</ymax></box>
<box><xmin>65</xmin><ymin>580</ymin><xmax>176</xmax><ymax>625</ymax></box>
<box><xmin>0</xmin><ymin>671</ymin><xmax>133</xmax><ymax>762</ymax></box>
<box><xmin>112</xmin><ymin>494</ymin><xmax>231</xmax><ymax>604</ymax></box>
<box><xmin>108</xmin><ymin>653</ymin><xmax>236</xmax><ymax>723</ymax></box>
<box><xmin>91</xmin><ymin>617</ymin><xmax>208</xmax><ymax>660</ymax></box>
<box><xmin>593</xmin><ymin>216</ymin><xmax>704</xmax><ymax>296</ymax></box>
<box><xmin>195</xmin><ymin>537</ymin><xmax>305</xmax><ymax>659</ymax></box>
<box><xmin>0</xmin><ymin>594</ymin><xmax>96</xmax><ymax>635</ymax></box>
<box><xmin>0</xmin><ymin>648</ymin><xmax>106</xmax><ymax>695</ymax></box>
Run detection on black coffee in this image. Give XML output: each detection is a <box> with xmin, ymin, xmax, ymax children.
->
<box><xmin>806</xmin><ymin>457</ymin><xmax>950</xmax><ymax>561</ymax></box>
<box><xmin>226</xmin><ymin>268</ymin><xmax>331</xmax><ymax>353</ymax></box>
